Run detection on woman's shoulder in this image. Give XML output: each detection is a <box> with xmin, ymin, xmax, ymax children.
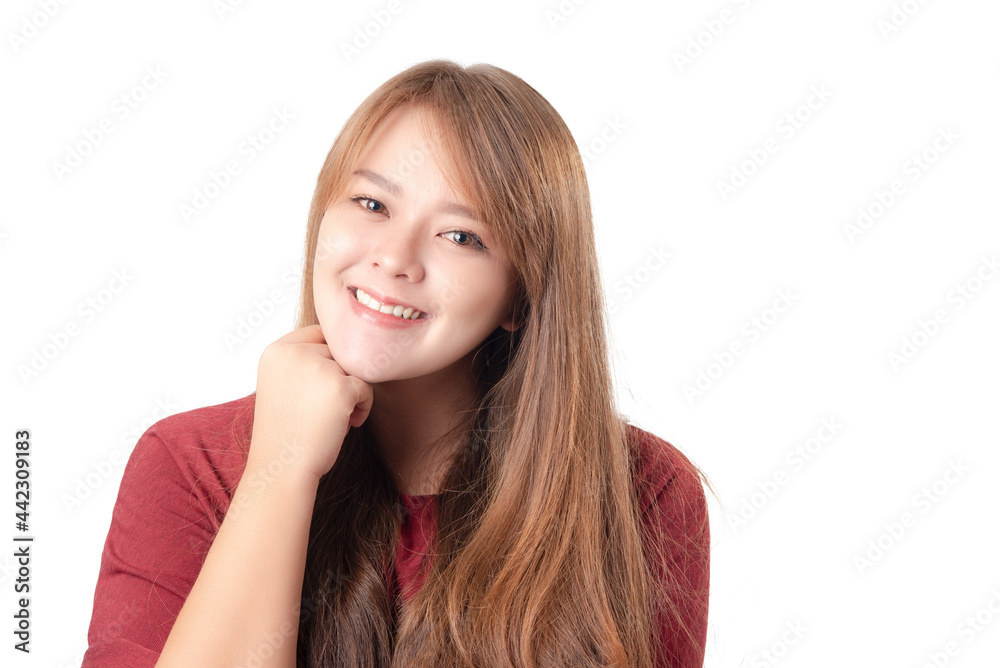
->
<box><xmin>622</xmin><ymin>422</ymin><xmax>706</xmax><ymax>519</ymax></box>
<box><xmin>145</xmin><ymin>392</ymin><xmax>256</xmax><ymax>439</ymax></box>
<box><xmin>126</xmin><ymin>392</ymin><xmax>257</xmax><ymax>495</ymax></box>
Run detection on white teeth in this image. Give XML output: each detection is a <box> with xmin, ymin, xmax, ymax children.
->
<box><xmin>354</xmin><ymin>288</ymin><xmax>423</xmax><ymax>320</ymax></box>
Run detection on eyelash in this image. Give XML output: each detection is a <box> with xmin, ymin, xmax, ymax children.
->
<box><xmin>349</xmin><ymin>195</ymin><xmax>489</xmax><ymax>251</ymax></box>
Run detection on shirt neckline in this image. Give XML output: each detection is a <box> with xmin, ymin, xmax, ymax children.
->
<box><xmin>399</xmin><ymin>492</ymin><xmax>437</xmax><ymax>508</ymax></box>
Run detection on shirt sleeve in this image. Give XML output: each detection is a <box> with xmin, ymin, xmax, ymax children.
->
<box><xmin>645</xmin><ymin>457</ymin><xmax>711</xmax><ymax>668</ymax></box>
<box><xmin>82</xmin><ymin>427</ymin><xmax>222</xmax><ymax>667</ymax></box>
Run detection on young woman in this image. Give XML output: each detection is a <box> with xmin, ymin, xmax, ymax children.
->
<box><xmin>83</xmin><ymin>60</ymin><xmax>710</xmax><ymax>668</ymax></box>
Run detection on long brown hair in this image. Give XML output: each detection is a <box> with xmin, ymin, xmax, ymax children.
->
<box><xmin>277</xmin><ymin>60</ymin><xmax>706</xmax><ymax>667</ymax></box>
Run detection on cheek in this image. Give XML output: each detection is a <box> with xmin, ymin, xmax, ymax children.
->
<box><xmin>484</xmin><ymin>267</ymin><xmax>518</xmax><ymax>313</ymax></box>
<box><xmin>315</xmin><ymin>233</ymin><xmax>347</xmax><ymax>270</ymax></box>
<box><xmin>312</xmin><ymin>236</ymin><xmax>350</xmax><ymax>313</ymax></box>
<box><xmin>314</xmin><ymin>213</ymin><xmax>366</xmax><ymax>268</ymax></box>
<box><xmin>459</xmin><ymin>272</ymin><xmax>517</xmax><ymax>327</ymax></box>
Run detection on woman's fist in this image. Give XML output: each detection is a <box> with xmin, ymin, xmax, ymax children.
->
<box><xmin>247</xmin><ymin>324</ymin><xmax>373</xmax><ymax>484</ymax></box>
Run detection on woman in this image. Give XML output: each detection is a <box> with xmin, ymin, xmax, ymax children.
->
<box><xmin>83</xmin><ymin>60</ymin><xmax>710</xmax><ymax>667</ymax></box>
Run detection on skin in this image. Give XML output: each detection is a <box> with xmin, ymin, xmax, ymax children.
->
<box><xmin>312</xmin><ymin>104</ymin><xmax>519</xmax><ymax>495</ymax></box>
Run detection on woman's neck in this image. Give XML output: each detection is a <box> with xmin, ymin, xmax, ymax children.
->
<box><xmin>367</xmin><ymin>358</ymin><xmax>481</xmax><ymax>496</ymax></box>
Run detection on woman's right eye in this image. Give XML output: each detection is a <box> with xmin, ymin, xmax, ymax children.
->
<box><xmin>350</xmin><ymin>196</ymin><xmax>388</xmax><ymax>215</ymax></box>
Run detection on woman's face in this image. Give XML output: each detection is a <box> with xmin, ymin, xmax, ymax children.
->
<box><xmin>313</xmin><ymin>105</ymin><xmax>519</xmax><ymax>384</ymax></box>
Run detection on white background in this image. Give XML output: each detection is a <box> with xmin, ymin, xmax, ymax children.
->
<box><xmin>2</xmin><ymin>0</ymin><xmax>999</xmax><ymax>666</ymax></box>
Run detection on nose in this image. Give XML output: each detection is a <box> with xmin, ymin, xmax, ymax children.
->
<box><xmin>368</xmin><ymin>224</ymin><xmax>425</xmax><ymax>282</ymax></box>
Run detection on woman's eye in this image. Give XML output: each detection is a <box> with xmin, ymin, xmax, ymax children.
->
<box><xmin>443</xmin><ymin>230</ymin><xmax>487</xmax><ymax>250</ymax></box>
<box><xmin>351</xmin><ymin>196</ymin><xmax>387</xmax><ymax>215</ymax></box>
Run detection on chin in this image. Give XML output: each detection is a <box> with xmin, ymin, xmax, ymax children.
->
<box><xmin>331</xmin><ymin>349</ymin><xmax>409</xmax><ymax>384</ymax></box>
<box><xmin>348</xmin><ymin>360</ymin><xmax>393</xmax><ymax>384</ymax></box>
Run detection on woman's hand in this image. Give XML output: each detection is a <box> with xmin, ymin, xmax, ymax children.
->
<box><xmin>248</xmin><ymin>324</ymin><xmax>373</xmax><ymax>484</ymax></box>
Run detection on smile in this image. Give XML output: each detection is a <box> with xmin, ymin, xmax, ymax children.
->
<box><xmin>353</xmin><ymin>287</ymin><xmax>426</xmax><ymax>320</ymax></box>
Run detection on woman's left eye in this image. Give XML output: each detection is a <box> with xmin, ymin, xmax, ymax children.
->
<box><xmin>443</xmin><ymin>230</ymin><xmax>487</xmax><ymax>250</ymax></box>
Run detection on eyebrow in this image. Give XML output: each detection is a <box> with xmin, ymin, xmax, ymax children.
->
<box><xmin>353</xmin><ymin>168</ymin><xmax>401</xmax><ymax>197</ymax></box>
<box><xmin>351</xmin><ymin>168</ymin><xmax>480</xmax><ymax>221</ymax></box>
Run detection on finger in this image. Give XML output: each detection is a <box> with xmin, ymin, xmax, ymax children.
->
<box><xmin>276</xmin><ymin>324</ymin><xmax>327</xmax><ymax>345</ymax></box>
<box><xmin>293</xmin><ymin>342</ymin><xmax>336</xmax><ymax>361</ymax></box>
<box><xmin>345</xmin><ymin>377</ymin><xmax>374</xmax><ymax>428</ymax></box>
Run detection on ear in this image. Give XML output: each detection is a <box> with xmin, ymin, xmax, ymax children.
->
<box><xmin>500</xmin><ymin>286</ymin><xmax>524</xmax><ymax>332</ymax></box>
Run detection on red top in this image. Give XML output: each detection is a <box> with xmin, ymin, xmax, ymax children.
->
<box><xmin>82</xmin><ymin>393</ymin><xmax>709</xmax><ymax>667</ymax></box>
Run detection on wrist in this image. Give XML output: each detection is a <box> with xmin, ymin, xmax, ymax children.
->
<box><xmin>238</xmin><ymin>456</ymin><xmax>323</xmax><ymax>501</ymax></box>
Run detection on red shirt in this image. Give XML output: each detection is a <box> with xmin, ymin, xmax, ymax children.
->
<box><xmin>82</xmin><ymin>393</ymin><xmax>709</xmax><ymax>667</ymax></box>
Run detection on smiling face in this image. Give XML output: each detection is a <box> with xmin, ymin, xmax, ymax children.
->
<box><xmin>312</xmin><ymin>104</ymin><xmax>519</xmax><ymax>385</ymax></box>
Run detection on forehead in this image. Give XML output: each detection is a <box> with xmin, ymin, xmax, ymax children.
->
<box><xmin>359</xmin><ymin>105</ymin><xmax>431</xmax><ymax>158</ymax></box>
<box><xmin>352</xmin><ymin>105</ymin><xmax>473</xmax><ymax>201</ymax></box>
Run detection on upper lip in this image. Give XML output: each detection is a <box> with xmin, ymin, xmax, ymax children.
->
<box><xmin>350</xmin><ymin>286</ymin><xmax>428</xmax><ymax>314</ymax></box>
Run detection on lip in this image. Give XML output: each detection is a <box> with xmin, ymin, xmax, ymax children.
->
<box><xmin>346</xmin><ymin>286</ymin><xmax>430</xmax><ymax>329</ymax></box>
